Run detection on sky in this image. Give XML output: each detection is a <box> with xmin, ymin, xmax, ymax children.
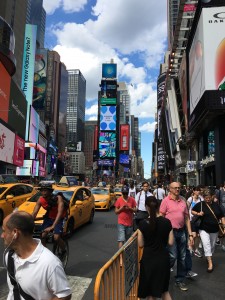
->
<box><xmin>43</xmin><ymin>0</ymin><xmax>168</xmax><ymax>178</ymax></box>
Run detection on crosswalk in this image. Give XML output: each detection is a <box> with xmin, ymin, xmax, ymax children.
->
<box><xmin>0</xmin><ymin>268</ymin><xmax>92</xmax><ymax>300</ymax></box>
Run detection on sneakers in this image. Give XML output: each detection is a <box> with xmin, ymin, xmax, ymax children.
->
<box><xmin>194</xmin><ymin>249</ymin><xmax>203</xmax><ymax>258</ymax></box>
<box><xmin>175</xmin><ymin>282</ymin><xmax>188</xmax><ymax>291</ymax></box>
<box><xmin>221</xmin><ymin>245</ymin><xmax>225</xmax><ymax>252</ymax></box>
<box><xmin>215</xmin><ymin>239</ymin><xmax>221</xmax><ymax>246</ymax></box>
<box><xmin>186</xmin><ymin>270</ymin><xmax>198</xmax><ymax>278</ymax></box>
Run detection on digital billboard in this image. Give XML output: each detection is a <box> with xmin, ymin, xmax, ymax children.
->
<box><xmin>120</xmin><ymin>124</ymin><xmax>130</xmax><ymax>151</ymax></box>
<box><xmin>13</xmin><ymin>135</ymin><xmax>25</xmax><ymax>167</ymax></box>
<box><xmin>178</xmin><ymin>53</ymin><xmax>188</xmax><ymax>131</ymax></box>
<box><xmin>98</xmin><ymin>159</ymin><xmax>114</xmax><ymax>166</ymax></box>
<box><xmin>16</xmin><ymin>160</ymin><xmax>38</xmax><ymax>176</ymax></box>
<box><xmin>99</xmin><ymin>132</ymin><xmax>116</xmax><ymax>158</ymax></box>
<box><xmin>37</xmin><ymin>144</ymin><xmax>47</xmax><ymax>177</ymax></box>
<box><xmin>100</xmin><ymin>106</ymin><xmax>116</xmax><ymax>130</ymax></box>
<box><xmin>0</xmin><ymin>122</ymin><xmax>15</xmax><ymax>164</ymax></box>
<box><xmin>21</xmin><ymin>24</ymin><xmax>37</xmax><ymax>140</ymax></box>
<box><xmin>24</xmin><ymin>142</ymin><xmax>36</xmax><ymax>160</ymax></box>
<box><xmin>0</xmin><ymin>62</ymin><xmax>11</xmax><ymax>123</ymax></box>
<box><xmin>29</xmin><ymin>106</ymin><xmax>39</xmax><ymax>143</ymax></box>
<box><xmin>119</xmin><ymin>154</ymin><xmax>130</xmax><ymax>165</ymax></box>
<box><xmin>102</xmin><ymin>63</ymin><xmax>117</xmax><ymax>78</ymax></box>
<box><xmin>188</xmin><ymin>7</ymin><xmax>225</xmax><ymax>116</ymax></box>
<box><xmin>157</xmin><ymin>73</ymin><xmax>166</xmax><ymax>107</ymax></box>
<box><xmin>8</xmin><ymin>79</ymin><xmax>27</xmax><ymax>139</ymax></box>
<box><xmin>101</xmin><ymin>80</ymin><xmax>117</xmax><ymax>99</ymax></box>
<box><xmin>33</xmin><ymin>49</ymin><xmax>48</xmax><ymax>110</ymax></box>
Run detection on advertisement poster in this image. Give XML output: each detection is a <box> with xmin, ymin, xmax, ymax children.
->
<box><xmin>13</xmin><ymin>135</ymin><xmax>25</xmax><ymax>167</ymax></box>
<box><xmin>157</xmin><ymin>73</ymin><xmax>166</xmax><ymax>107</ymax></box>
<box><xmin>29</xmin><ymin>106</ymin><xmax>40</xmax><ymax>143</ymax></box>
<box><xmin>102</xmin><ymin>63</ymin><xmax>117</xmax><ymax>78</ymax></box>
<box><xmin>100</xmin><ymin>106</ymin><xmax>116</xmax><ymax>130</ymax></box>
<box><xmin>0</xmin><ymin>122</ymin><xmax>15</xmax><ymax>164</ymax></box>
<box><xmin>0</xmin><ymin>62</ymin><xmax>11</xmax><ymax>123</ymax></box>
<box><xmin>119</xmin><ymin>154</ymin><xmax>130</xmax><ymax>164</ymax></box>
<box><xmin>99</xmin><ymin>132</ymin><xmax>116</xmax><ymax>158</ymax></box>
<box><xmin>101</xmin><ymin>80</ymin><xmax>117</xmax><ymax>99</ymax></box>
<box><xmin>120</xmin><ymin>124</ymin><xmax>130</xmax><ymax>151</ymax></box>
<box><xmin>16</xmin><ymin>160</ymin><xmax>32</xmax><ymax>176</ymax></box>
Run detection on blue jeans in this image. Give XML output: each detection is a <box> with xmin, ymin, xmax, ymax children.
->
<box><xmin>168</xmin><ymin>229</ymin><xmax>187</xmax><ymax>283</ymax></box>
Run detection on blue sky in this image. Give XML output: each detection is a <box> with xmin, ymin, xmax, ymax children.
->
<box><xmin>43</xmin><ymin>0</ymin><xmax>168</xmax><ymax>178</ymax></box>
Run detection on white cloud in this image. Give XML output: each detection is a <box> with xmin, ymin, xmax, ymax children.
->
<box><xmin>139</xmin><ymin>122</ymin><xmax>157</xmax><ymax>132</ymax></box>
<box><xmin>43</xmin><ymin>0</ymin><xmax>87</xmax><ymax>14</ymax></box>
<box><xmin>85</xmin><ymin>104</ymin><xmax>98</xmax><ymax>116</ymax></box>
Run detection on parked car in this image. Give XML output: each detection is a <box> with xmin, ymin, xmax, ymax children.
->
<box><xmin>91</xmin><ymin>187</ymin><xmax>116</xmax><ymax>210</ymax></box>
<box><xmin>114</xmin><ymin>186</ymin><xmax>122</xmax><ymax>199</ymax></box>
<box><xmin>18</xmin><ymin>185</ymin><xmax>95</xmax><ymax>236</ymax></box>
<box><xmin>0</xmin><ymin>183</ymin><xmax>36</xmax><ymax>224</ymax></box>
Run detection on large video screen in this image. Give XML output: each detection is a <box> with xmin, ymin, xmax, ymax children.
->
<box><xmin>101</xmin><ymin>80</ymin><xmax>117</xmax><ymax>98</ymax></box>
<box><xmin>100</xmin><ymin>106</ymin><xmax>116</xmax><ymax>130</ymax></box>
<box><xmin>119</xmin><ymin>154</ymin><xmax>129</xmax><ymax>164</ymax></box>
<box><xmin>99</xmin><ymin>132</ymin><xmax>116</xmax><ymax>158</ymax></box>
<box><xmin>102</xmin><ymin>64</ymin><xmax>117</xmax><ymax>78</ymax></box>
<box><xmin>98</xmin><ymin>159</ymin><xmax>114</xmax><ymax>166</ymax></box>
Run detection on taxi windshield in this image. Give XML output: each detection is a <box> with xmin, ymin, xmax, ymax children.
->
<box><xmin>114</xmin><ymin>188</ymin><xmax>122</xmax><ymax>192</ymax></box>
<box><xmin>91</xmin><ymin>188</ymin><xmax>108</xmax><ymax>195</ymax></box>
<box><xmin>0</xmin><ymin>187</ymin><xmax>7</xmax><ymax>195</ymax></box>
<box><xmin>53</xmin><ymin>190</ymin><xmax>74</xmax><ymax>201</ymax></box>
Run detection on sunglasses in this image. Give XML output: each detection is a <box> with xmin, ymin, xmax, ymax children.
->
<box><xmin>171</xmin><ymin>187</ymin><xmax>181</xmax><ymax>190</ymax></box>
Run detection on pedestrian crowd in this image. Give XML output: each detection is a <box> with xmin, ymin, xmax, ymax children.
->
<box><xmin>114</xmin><ymin>180</ymin><xmax>225</xmax><ymax>300</ymax></box>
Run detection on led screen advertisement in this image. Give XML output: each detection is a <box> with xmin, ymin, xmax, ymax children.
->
<box><xmin>99</xmin><ymin>132</ymin><xmax>116</xmax><ymax>158</ymax></box>
<box><xmin>29</xmin><ymin>106</ymin><xmax>40</xmax><ymax>143</ymax></box>
<box><xmin>100</xmin><ymin>106</ymin><xmax>116</xmax><ymax>130</ymax></box>
<box><xmin>98</xmin><ymin>159</ymin><xmax>114</xmax><ymax>167</ymax></box>
<box><xmin>33</xmin><ymin>49</ymin><xmax>48</xmax><ymax>110</ymax></box>
<box><xmin>157</xmin><ymin>73</ymin><xmax>166</xmax><ymax>107</ymax></box>
<box><xmin>188</xmin><ymin>7</ymin><xmax>225</xmax><ymax>116</ymax></box>
<box><xmin>8</xmin><ymin>79</ymin><xmax>27</xmax><ymax>139</ymax></box>
<box><xmin>13</xmin><ymin>135</ymin><xmax>25</xmax><ymax>167</ymax></box>
<box><xmin>119</xmin><ymin>154</ymin><xmax>130</xmax><ymax>165</ymax></box>
<box><xmin>21</xmin><ymin>24</ymin><xmax>37</xmax><ymax>140</ymax></box>
<box><xmin>0</xmin><ymin>122</ymin><xmax>15</xmax><ymax>164</ymax></box>
<box><xmin>101</xmin><ymin>80</ymin><xmax>117</xmax><ymax>100</ymax></box>
<box><xmin>120</xmin><ymin>124</ymin><xmax>130</xmax><ymax>151</ymax></box>
<box><xmin>0</xmin><ymin>62</ymin><xmax>11</xmax><ymax>123</ymax></box>
<box><xmin>178</xmin><ymin>53</ymin><xmax>188</xmax><ymax>131</ymax></box>
<box><xmin>37</xmin><ymin>144</ymin><xmax>47</xmax><ymax>177</ymax></box>
<box><xmin>102</xmin><ymin>63</ymin><xmax>117</xmax><ymax>78</ymax></box>
<box><xmin>16</xmin><ymin>160</ymin><xmax>33</xmax><ymax>176</ymax></box>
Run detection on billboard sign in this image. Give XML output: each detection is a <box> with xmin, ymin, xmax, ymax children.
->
<box><xmin>29</xmin><ymin>106</ymin><xmax>39</xmax><ymax>143</ymax></box>
<box><xmin>119</xmin><ymin>154</ymin><xmax>130</xmax><ymax>165</ymax></box>
<box><xmin>8</xmin><ymin>79</ymin><xmax>27</xmax><ymax>139</ymax></box>
<box><xmin>98</xmin><ymin>159</ymin><xmax>114</xmax><ymax>166</ymax></box>
<box><xmin>120</xmin><ymin>124</ymin><xmax>130</xmax><ymax>151</ymax></box>
<box><xmin>178</xmin><ymin>53</ymin><xmax>188</xmax><ymax>131</ymax></box>
<box><xmin>189</xmin><ymin>7</ymin><xmax>225</xmax><ymax>116</ymax></box>
<box><xmin>0</xmin><ymin>122</ymin><xmax>15</xmax><ymax>164</ymax></box>
<box><xmin>37</xmin><ymin>144</ymin><xmax>47</xmax><ymax>177</ymax></box>
<box><xmin>100</xmin><ymin>98</ymin><xmax>117</xmax><ymax>105</ymax></box>
<box><xmin>157</xmin><ymin>73</ymin><xmax>166</xmax><ymax>107</ymax></box>
<box><xmin>157</xmin><ymin>143</ymin><xmax>165</xmax><ymax>170</ymax></box>
<box><xmin>16</xmin><ymin>160</ymin><xmax>33</xmax><ymax>176</ymax></box>
<box><xmin>33</xmin><ymin>49</ymin><xmax>48</xmax><ymax>110</ymax></box>
<box><xmin>100</xmin><ymin>106</ymin><xmax>116</xmax><ymax>130</ymax></box>
<box><xmin>21</xmin><ymin>24</ymin><xmax>37</xmax><ymax>140</ymax></box>
<box><xmin>13</xmin><ymin>135</ymin><xmax>25</xmax><ymax>167</ymax></box>
<box><xmin>99</xmin><ymin>132</ymin><xmax>116</xmax><ymax>158</ymax></box>
<box><xmin>0</xmin><ymin>62</ymin><xmax>11</xmax><ymax>123</ymax></box>
<box><xmin>102</xmin><ymin>63</ymin><xmax>117</xmax><ymax>78</ymax></box>
<box><xmin>101</xmin><ymin>80</ymin><xmax>117</xmax><ymax>99</ymax></box>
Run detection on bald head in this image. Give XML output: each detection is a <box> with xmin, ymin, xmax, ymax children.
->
<box><xmin>5</xmin><ymin>211</ymin><xmax>34</xmax><ymax>236</ymax></box>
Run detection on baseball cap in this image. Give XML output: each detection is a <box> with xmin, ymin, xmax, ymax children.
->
<box><xmin>121</xmin><ymin>186</ymin><xmax>129</xmax><ymax>193</ymax></box>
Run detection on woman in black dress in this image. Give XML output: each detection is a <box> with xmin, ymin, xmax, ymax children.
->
<box><xmin>138</xmin><ymin>196</ymin><xmax>173</xmax><ymax>300</ymax></box>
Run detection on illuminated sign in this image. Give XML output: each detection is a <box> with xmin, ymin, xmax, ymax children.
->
<box><xmin>100</xmin><ymin>106</ymin><xmax>116</xmax><ymax>130</ymax></box>
<box><xmin>99</xmin><ymin>132</ymin><xmax>116</xmax><ymax>158</ymax></box>
<box><xmin>102</xmin><ymin>63</ymin><xmax>117</xmax><ymax>78</ymax></box>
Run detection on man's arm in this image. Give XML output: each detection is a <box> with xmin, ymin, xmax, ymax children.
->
<box><xmin>185</xmin><ymin>215</ymin><xmax>194</xmax><ymax>245</ymax></box>
<box><xmin>32</xmin><ymin>199</ymin><xmax>42</xmax><ymax>219</ymax></box>
<box><xmin>52</xmin><ymin>196</ymin><xmax>65</xmax><ymax>229</ymax></box>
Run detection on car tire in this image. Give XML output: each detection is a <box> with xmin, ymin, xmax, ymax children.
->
<box><xmin>66</xmin><ymin>218</ymin><xmax>74</xmax><ymax>238</ymax></box>
<box><xmin>88</xmin><ymin>209</ymin><xmax>94</xmax><ymax>224</ymax></box>
<box><xmin>0</xmin><ymin>210</ymin><xmax>3</xmax><ymax>225</ymax></box>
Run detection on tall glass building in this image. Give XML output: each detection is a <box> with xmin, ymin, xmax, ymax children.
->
<box><xmin>66</xmin><ymin>69</ymin><xmax>86</xmax><ymax>151</ymax></box>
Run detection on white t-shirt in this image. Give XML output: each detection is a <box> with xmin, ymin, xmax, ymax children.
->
<box><xmin>153</xmin><ymin>188</ymin><xmax>165</xmax><ymax>200</ymax></box>
<box><xmin>187</xmin><ymin>196</ymin><xmax>201</xmax><ymax>220</ymax></box>
<box><xmin>6</xmin><ymin>239</ymin><xmax>71</xmax><ymax>300</ymax></box>
<box><xmin>128</xmin><ymin>187</ymin><xmax>136</xmax><ymax>198</ymax></box>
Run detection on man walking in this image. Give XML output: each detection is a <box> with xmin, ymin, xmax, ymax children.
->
<box><xmin>1</xmin><ymin>211</ymin><xmax>71</xmax><ymax>300</ymax></box>
<box><xmin>160</xmin><ymin>182</ymin><xmax>193</xmax><ymax>291</ymax></box>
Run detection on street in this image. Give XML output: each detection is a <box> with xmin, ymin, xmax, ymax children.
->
<box><xmin>0</xmin><ymin>210</ymin><xmax>225</xmax><ymax>299</ymax></box>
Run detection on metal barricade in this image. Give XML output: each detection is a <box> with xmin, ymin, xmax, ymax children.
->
<box><xmin>94</xmin><ymin>231</ymin><xmax>142</xmax><ymax>300</ymax></box>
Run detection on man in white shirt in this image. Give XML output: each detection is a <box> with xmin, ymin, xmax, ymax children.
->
<box><xmin>128</xmin><ymin>180</ymin><xmax>137</xmax><ymax>199</ymax></box>
<box><xmin>153</xmin><ymin>183</ymin><xmax>165</xmax><ymax>204</ymax></box>
<box><xmin>1</xmin><ymin>211</ymin><xmax>71</xmax><ymax>300</ymax></box>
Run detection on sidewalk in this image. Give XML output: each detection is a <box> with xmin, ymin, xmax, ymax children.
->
<box><xmin>169</xmin><ymin>246</ymin><xmax>225</xmax><ymax>300</ymax></box>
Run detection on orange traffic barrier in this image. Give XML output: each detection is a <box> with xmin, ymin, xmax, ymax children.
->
<box><xmin>94</xmin><ymin>231</ymin><xmax>142</xmax><ymax>300</ymax></box>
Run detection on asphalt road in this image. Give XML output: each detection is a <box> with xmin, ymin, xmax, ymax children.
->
<box><xmin>1</xmin><ymin>210</ymin><xmax>225</xmax><ymax>299</ymax></box>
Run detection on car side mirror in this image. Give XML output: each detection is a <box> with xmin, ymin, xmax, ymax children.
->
<box><xmin>6</xmin><ymin>195</ymin><xmax>14</xmax><ymax>200</ymax></box>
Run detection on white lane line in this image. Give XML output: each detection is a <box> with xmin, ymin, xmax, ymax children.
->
<box><xmin>0</xmin><ymin>275</ymin><xmax>92</xmax><ymax>300</ymax></box>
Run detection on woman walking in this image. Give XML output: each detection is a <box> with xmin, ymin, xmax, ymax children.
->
<box><xmin>137</xmin><ymin>196</ymin><xmax>173</xmax><ymax>300</ymax></box>
<box><xmin>192</xmin><ymin>189</ymin><xmax>225</xmax><ymax>272</ymax></box>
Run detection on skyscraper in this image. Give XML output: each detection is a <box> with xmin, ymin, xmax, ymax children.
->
<box><xmin>167</xmin><ymin>0</ymin><xmax>180</xmax><ymax>49</ymax></box>
<box><xmin>118</xmin><ymin>81</ymin><xmax>130</xmax><ymax>124</ymax></box>
<box><xmin>66</xmin><ymin>69</ymin><xmax>86</xmax><ymax>150</ymax></box>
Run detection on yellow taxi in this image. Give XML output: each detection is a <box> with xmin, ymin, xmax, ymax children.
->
<box><xmin>114</xmin><ymin>186</ymin><xmax>122</xmax><ymax>199</ymax></box>
<box><xmin>18</xmin><ymin>184</ymin><xmax>95</xmax><ymax>236</ymax></box>
<box><xmin>91</xmin><ymin>186</ymin><xmax>116</xmax><ymax>210</ymax></box>
<box><xmin>0</xmin><ymin>183</ymin><xmax>36</xmax><ymax>224</ymax></box>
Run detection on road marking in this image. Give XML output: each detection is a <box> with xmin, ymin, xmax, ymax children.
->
<box><xmin>0</xmin><ymin>271</ymin><xmax>92</xmax><ymax>300</ymax></box>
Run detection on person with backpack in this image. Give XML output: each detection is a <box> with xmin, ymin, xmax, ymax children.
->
<box><xmin>32</xmin><ymin>183</ymin><xmax>68</xmax><ymax>256</ymax></box>
<box><xmin>1</xmin><ymin>211</ymin><xmax>71</xmax><ymax>300</ymax></box>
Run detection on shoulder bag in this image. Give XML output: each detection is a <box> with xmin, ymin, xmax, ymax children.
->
<box><xmin>191</xmin><ymin>200</ymin><xmax>203</xmax><ymax>229</ymax></box>
<box><xmin>206</xmin><ymin>203</ymin><xmax>225</xmax><ymax>238</ymax></box>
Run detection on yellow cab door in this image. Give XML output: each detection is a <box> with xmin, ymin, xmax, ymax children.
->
<box><xmin>70</xmin><ymin>189</ymin><xmax>84</xmax><ymax>228</ymax></box>
<box><xmin>80</xmin><ymin>188</ymin><xmax>92</xmax><ymax>223</ymax></box>
<box><xmin>1</xmin><ymin>185</ymin><xmax>20</xmax><ymax>218</ymax></box>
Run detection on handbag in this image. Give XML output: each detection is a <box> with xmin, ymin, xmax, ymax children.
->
<box><xmin>191</xmin><ymin>200</ymin><xmax>203</xmax><ymax>229</ymax></box>
<box><xmin>206</xmin><ymin>203</ymin><xmax>225</xmax><ymax>238</ymax></box>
